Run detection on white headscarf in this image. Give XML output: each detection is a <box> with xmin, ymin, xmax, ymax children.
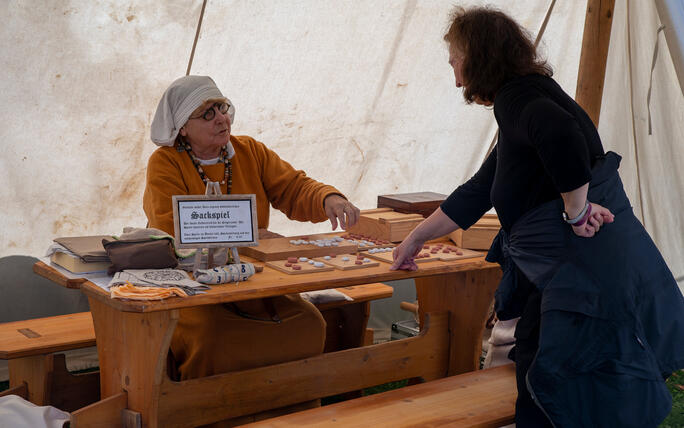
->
<box><xmin>150</xmin><ymin>76</ymin><xmax>236</xmax><ymax>146</ymax></box>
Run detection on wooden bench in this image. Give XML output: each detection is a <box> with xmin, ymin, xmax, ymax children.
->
<box><xmin>240</xmin><ymin>364</ymin><xmax>517</xmax><ymax>428</ymax></box>
<box><xmin>0</xmin><ymin>312</ymin><xmax>99</xmax><ymax>412</ymax></box>
<box><xmin>0</xmin><ymin>282</ymin><xmax>392</xmax><ymax>412</ymax></box>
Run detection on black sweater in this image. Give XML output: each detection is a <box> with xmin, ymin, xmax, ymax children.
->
<box><xmin>441</xmin><ymin>74</ymin><xmax>605</xmax><ymax>231</ymax></box>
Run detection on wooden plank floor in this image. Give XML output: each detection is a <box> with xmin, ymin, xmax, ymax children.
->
<box><xmin>241</xmin><ymin>364</ymin><xmax>517</xmax><ymax>427</ymax></box>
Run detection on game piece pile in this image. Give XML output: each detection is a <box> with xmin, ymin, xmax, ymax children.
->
<box><xmin>283</xmin><ymin>256</ymin><xmax>330</xmax><ymax>270</ymax></box>
<box><xmin>339</xmin><ymin>233</ymin><xmax>392</xmax><ymax>248</ymax></box>
<box><xmin>367</xmin><ymin>247</ymin><xmax>393</xmax><ymax>254</ymax></box>
<box><xmin>289</xmin><ymin>237</ymin><xmax>344</xmax><ymax>247</ymax></box>
<box><xmin>415</xmin><ymin>243</ymin><xmax>463</xmax><ymax>259</ymax></box>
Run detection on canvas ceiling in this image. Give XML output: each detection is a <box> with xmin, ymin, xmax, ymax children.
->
<box><xmin>1</xmin><ymin>1</ymin><xmax>682</xmax><ymax>292</ymax></box>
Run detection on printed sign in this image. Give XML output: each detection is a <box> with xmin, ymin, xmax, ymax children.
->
<box><xmin>172</xmin><ymin>195</ymin><xmax>258</xmax><ymax>248</ymax></box>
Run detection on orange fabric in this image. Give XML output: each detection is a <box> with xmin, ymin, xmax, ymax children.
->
<box><xmin>110</xmin><ymin>283</ymin><xmax>188</xmax><ymax>300</ymax></box>
<box><xmin>171</xmin><ymin>295</ymin><xmax>326</xmax><ymax>379</ymax></box>
<box><xmin>142</xmin><ymin>135</ymin><xmax>336</xmax><ymax>387</ymax></box>
<box><xmin>143</xmin><ymin>134</ymin><xmax>342</xmax><ymax>235</ymax></box>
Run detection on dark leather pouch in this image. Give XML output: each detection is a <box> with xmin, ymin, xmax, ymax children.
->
<box><xmin>102</xmin><ymin>238</ymin><xmax>178</xmax><ymax>275</ymax></box>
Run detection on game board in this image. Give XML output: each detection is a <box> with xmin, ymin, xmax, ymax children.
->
<box><xmin>239</xmin><ymin>234</ymin><xmax>357</xmax><ymax>261</ymax></box>
<box><xmin>313</xmin><ymin>254</ymin><xmax>380</xmax><ymax>270</ymax></box>
<box><xmin>365</xmin><ymin>243</ymin><xmax>482</xmax><ymax>264</ymax></box>
<box><xmin>266</xmin><ymin>257</ymin><xmax>335</xmax><ymax>275</ymax></box>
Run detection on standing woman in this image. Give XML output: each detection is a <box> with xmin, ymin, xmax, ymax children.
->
<box><xmin>392</xmin><ymin>7</ymin><xmax>684</xmax><ymax>427</ymax></box>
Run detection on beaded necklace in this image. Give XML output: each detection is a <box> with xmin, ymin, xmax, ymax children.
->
<box><xmin>180</xmin><ymin>138</ymin><xmax>232</xmax><ymax>194</ymax></box>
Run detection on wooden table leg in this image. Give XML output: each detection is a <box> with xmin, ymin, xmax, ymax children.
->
<box><xmin>320</xmin><ymin>302</ymin><xmax>371</xmax><ymax>353</ymax></box>
<box><xmin>415</xmin><ymin>266</ymin><xmax>501</xmax><ymax>375</ymax></box>
<box><xmin>88</xmin><ymin>297</ymin><xmax>178</xmax><ymax>428</ymax></box>
<box><xmin>8</xmin><ymin>354</ymin><xmax>53</xmax><ymax>405</ymax></box>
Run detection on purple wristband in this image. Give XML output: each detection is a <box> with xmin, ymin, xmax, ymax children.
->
<box><xmin>571</xmin><ymin>203</ymin><xmax>592</xmax><ymax>227</ymax></box>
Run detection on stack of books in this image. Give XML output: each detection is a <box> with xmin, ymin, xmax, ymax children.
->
<box><xmin>50</xmin><ymin>235</ymin><xmax>112</xmax><ymax>274</ymax></box>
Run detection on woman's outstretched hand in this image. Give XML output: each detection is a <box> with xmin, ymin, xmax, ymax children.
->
<box><xmin>572</xmin><ymin>203</ymin><xmax>615</xmax><ymax>237</ymax></box>
<box><xmin>390</xmin><ymin>236</ymin><xmax>423</xmax><ymax>271</ymax></box>
<box><xmin>390</xmin><ymin>207</ymin><xmax>461</xmax><ymax>270</ymax></box>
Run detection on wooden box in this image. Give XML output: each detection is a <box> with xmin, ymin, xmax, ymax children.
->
<box><xmin>346</xmin><ymin>208</ymin><xmax>424</xmax><ymax>243</ymax></box>
<box><xmin>377</xmin><ymin>192</ymin><xmax>447</xmax><ymax>218</ymax></box>
<box><xmin>449</xmin><ymin>214</ymin><xmax>500</xmax><ymax>250</ymax></box>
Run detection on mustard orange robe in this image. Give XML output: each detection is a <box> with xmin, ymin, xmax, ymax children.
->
<box><xmin>143</xmin><ymin>135</ymin><xmax>341</xmax><ymax>379</ymax></box>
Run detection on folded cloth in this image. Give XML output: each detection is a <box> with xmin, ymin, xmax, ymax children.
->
<box><xmin>108</xmin><ymin>269</ymin><xmax>209</xmax><ymax>296</ymax></box>
<box><xmin>0</xmin><ymin>394</ymin><xmax>69</xmax><ymax>428</ymax></box>
<box><xmin>53</xmin><ymin>235</ymin><xmax>112</xmax><ymax>262</ymax></box>
<box><xmin>488</xmin><ymin>318</ymin><xmax>519</xmax><ymax>346</ymax></box>
<box><xmin>44</xmin><ymin>243</ymin><xmax>76</xmax><ymax>257</ymax></box>
<box><xmin>194</xmin><ymin>263</ymin><xmax>256</xmax><ymax>284</ymax></box>
<box><xmin>111</xmin><ymin>282</ymin><xmax>188</xmax><ymax>300</ymax></box>
<box><xmin>300</xmin><ymin>289</ymin><xmax>353</xmax><ymax>305</ymax></box>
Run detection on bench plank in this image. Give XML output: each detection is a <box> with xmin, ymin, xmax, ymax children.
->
<box><xmin>0</xmin><ymin>312</ymin><xmax>96</xmax><ymax>359</ymax></box>
<box><xmin>241</xmin><ymin>364</ymin><xmax>517</xmax><ymax>428</ymax></box>
<box><xmin>317</xmin><ymin>283</ymin><xmax>393</xmax><ymax>310</ymax></box>
<box><xmin>0</xmin><ymin>312</ymin><xmax>95</xmax><ymax>360</ymax></box>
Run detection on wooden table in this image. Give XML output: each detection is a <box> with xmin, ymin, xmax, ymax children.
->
<box><xmin>35</xmin><ymin>247</ymin><xmax>501</xmax><ymax>427</ymax></box>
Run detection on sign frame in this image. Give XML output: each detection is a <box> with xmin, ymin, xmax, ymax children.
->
<box><xmin>172</xmin><ymin>194</ymin><xmax>259</xmax><ymax>249</ymax></box>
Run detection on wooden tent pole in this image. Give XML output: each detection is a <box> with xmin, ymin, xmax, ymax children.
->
<box><xmin>575</xmin><ymin>0</ymin><xmax>616</xmax><ymax>126</ymax></box>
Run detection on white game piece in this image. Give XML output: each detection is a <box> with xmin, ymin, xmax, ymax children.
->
<box><xmin>363</xmin><ymin>258</ymin><xmax>371</xmax><ymax>263</ymax></box>
<box><xmin>325</xmin><ymin>242</ymin><xmax>332</xmax><ymax>246</ymax></box>
<box><xmin>308</xmin><ymin>260</ymin><xmax>315</xmax><ymax>265</ymax></box>
<box><xmin>341</xmin><ymin>256</ymin><xmax>350</xmax><ymax>261</ymax></box>
<box><xmin>316</xmin><ymin>243</ymin><xmax>325</xmax><ymax>247</ymax></box>
<box><xmin>359</xmin><ymin>243</ymin><xmax>367</xmax><ymax>247</ymax></box>
<box><xmin>289</xmin><ymin>240</ymin><xmax>296</xmax><ymax>244</ymax></box>
<box><xmin>324</xmin><ymin>256</ymin><xmax>331</xmax><ymax>260</ymax></box>
<box><xmin>313</xmin><ymin>262</ymin><xmax>325</xmax><ymax>268</ymax></box>
<box><xmin>332</xmin><ymin>242</ymin><xmax>339</xmax><ymax>246</ymax></box>
<box><xmin>298</xmin><ymin>257</ymin><xmax>308</xmax><ymax>262</ymax></box>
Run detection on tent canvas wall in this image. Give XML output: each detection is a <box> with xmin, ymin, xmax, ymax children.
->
<box><xmin>1</xmin><ymin>0</ymin><xmax>682</xmax><ymax>293</ymax></box>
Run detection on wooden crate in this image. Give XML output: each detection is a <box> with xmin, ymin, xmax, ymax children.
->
<box><xmin>449</xmin><ymin>214</ymin><xmax>501</xmax><ymax>250</ymax></box>
<box><xmin>346</xmin><ymin>208</ymin><xmax>424</xmax><ymax>243</ymax></box>
<box><xmin>377</xmin><ymin>192</ymin><xmax>447</xmax><ymax>218</ymax></box>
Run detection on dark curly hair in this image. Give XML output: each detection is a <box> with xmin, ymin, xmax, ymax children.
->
<box><xmin>444</xmin><ymin>6</ymin><xmax>553</xmax><ymax>104</ymax></box>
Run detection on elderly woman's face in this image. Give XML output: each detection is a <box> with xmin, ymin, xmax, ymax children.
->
<box><xmin>180</xmin><ymin>98</ymin><xmax>231</xmax><ymax>157</ymax></box>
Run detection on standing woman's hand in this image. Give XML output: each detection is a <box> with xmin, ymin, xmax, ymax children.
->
<box><xmin>390</xmin><ymin>236</ymin><xmax>423</xmax><ymax>271</ymax></box>
<box><xmin>390</xmin><ymin>207</ymin><xmax>461</xmax><ymax>270</ymax></box>
<box><xmin>572</xmin><ymin>203</ymin><xmax>615</xmax><ymax>237</ymax></box>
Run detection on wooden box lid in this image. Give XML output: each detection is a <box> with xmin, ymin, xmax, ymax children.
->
<box><xmin>377</xmin><ymin>192</ymin><xmax>447</xmax><ymax>218</ymax></box>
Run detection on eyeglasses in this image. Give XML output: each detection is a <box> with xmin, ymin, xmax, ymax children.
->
<box><xmin>191</xmin><ymin>102</ymin><xmax>230</xmax><ymax>121</ymax></box>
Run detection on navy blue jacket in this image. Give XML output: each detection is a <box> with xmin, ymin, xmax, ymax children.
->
<box><xmin>487</xmin><ymin>152</ymin><xmax>684</xmax><ymax>427</ymax></box>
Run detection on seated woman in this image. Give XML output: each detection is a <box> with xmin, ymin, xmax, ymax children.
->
<box><xmin>143</xmin><ymin>75</ymin><xmax>360</xmax><ymax>381</ymax></box>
